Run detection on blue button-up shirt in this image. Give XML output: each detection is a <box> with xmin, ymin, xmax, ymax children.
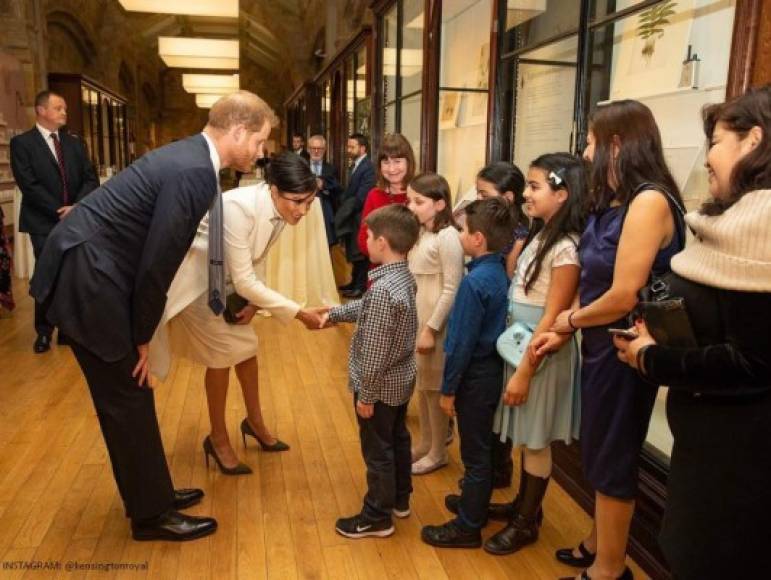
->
<box><xmin>441</xmin><ymin>253</ymin><xmax>509</xmax><ymax>395</ymax></box>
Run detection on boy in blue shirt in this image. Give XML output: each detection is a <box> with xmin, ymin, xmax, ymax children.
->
<box><xmin>421</xmin><ymin>197</ymin><xmax>513</xmax><ymax>548</ymax></box>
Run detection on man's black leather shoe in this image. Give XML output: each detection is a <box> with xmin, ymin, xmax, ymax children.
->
<box><xmin>421</xmin><ymin>520</ymin><xmax>481</xmax><ymax>548</ymax></box>
<box><xmin>131</xmin><ymin>510</ymin><xmax>217</xmax><ymax>542</ymax></box>
<box><xmin>33</xmin><ymin>334</ymin><xmax>51</xmax><ymax>354</ymax></box>
<box><xmin>173</xmin><ymin>488</ymin><xmax>204</xmax><ymax>510</ymax></box>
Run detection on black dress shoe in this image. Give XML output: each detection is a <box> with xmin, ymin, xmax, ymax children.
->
<box><xmin>421</xmin><ymin>520</ymin><xmax>481</xmax><ymax>548</ymax></box>
<box><xmin>556</xmin><ymin>541</ymin><xmax>596</xmax><ymax>568</ymax></box>
<box><xmin>131</xmin><ymin>510</ymin><xmax>217</xmax><ymax>541</ymax></box>
<box><xmin>444</xmin><ymin>494</ymin><xmax>514</xmax><ymax>522</ymax></box>
<box><xmin>173</xmin><ymin>488</ymin><xmax>204</xmax><ymax>510</ymax></box>
<box><xmin>33</xmin><ymin>334</ymin><xmax>51</xmax><ymax>353</ymax></box>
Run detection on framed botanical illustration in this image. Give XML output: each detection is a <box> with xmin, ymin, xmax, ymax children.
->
<box><xmin>609</xmin><ymin>0</ymin><xmax>694</xmax><ymax>100</ymax></box>
<box><xmin>439</xmin><ymin>92</ymin><xmax>461</xmax><ymax>129</ymax></box>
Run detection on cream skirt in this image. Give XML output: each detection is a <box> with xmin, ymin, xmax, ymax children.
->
<box><xmin>168</xmin><ymin>292</ymin><xmax>258</xmax><ymax>369</ymax></box>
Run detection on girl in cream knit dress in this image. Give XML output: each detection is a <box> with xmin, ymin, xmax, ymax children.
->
<box><xmin>406</xmin><ymin>173</ymin><xmax>465</xmax><ymax>475</ymax></box>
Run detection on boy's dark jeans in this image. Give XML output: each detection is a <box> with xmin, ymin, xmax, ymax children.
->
<box><xmin>355</xmin><ymin>394</ymin><xmax>412</xmax><ymax>522</ymax></box>
<box><xmin>454</xmin><ymin>356</ymin><xmax>503</xmax><ymax>530</ymax></box>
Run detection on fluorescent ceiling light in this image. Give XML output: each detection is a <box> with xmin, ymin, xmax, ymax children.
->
<box><xmin>182</xmin><ymin>73</ymin><xmax>240</xmax><ymax>94</ymax></box>
<box><xmin>195</xmin><ymin>94</ymin><xmax>223</xmax><ymax>109</ymax></box>
<box><xmin>158</xmin><ymin>37</ymin><xmax>239</xmax><ymax>69</ymax></box>
<box><xmin>118</xmin><ymin>0</ymin><xmax>237</xmax><ymax>18</ymax></box>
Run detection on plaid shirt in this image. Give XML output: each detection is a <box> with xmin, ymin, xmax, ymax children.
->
<box><xmin>329</xmin><ymin>260</ymin><xmax>417</xmax><ymax>405</ymax></box>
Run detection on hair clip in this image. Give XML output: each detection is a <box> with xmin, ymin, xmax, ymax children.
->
<box><xmin>548</xmin><ymin>170</ymin><xmax>564</xmax><ymax>187</ymax></box>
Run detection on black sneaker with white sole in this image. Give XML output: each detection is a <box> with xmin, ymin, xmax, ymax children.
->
<box><xmin>335</xmin><ymin>514</ymin><xmax>395</xmax><ymax>538</ymax></box>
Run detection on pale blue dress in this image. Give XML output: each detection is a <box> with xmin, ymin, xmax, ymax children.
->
<box><xmin>493</xmin><ymin>232</ymin><xmax>581</xmax><ymax>449</ymax></box>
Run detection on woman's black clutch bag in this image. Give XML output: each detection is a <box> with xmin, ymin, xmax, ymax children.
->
<box><xmin>633</xmin><ymin>272</ymin><xmax>697</xmax><ymax>348</ymax></box>
<box><xmin>223</xmin><ymin>292</ymin><xmax>249</xmax><ymax>324</ymax></box>
<box><xmin>638</xmin><ymin>299</ymin><xmax>697</xmax><ymax>348</ymax></box>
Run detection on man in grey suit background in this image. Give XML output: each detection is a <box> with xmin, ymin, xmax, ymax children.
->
<box><xmin>30</xmin><ymin>91</ymin><xmax>293</xmax><ymax>542</ymax></box>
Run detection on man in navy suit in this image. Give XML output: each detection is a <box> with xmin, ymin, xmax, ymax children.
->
<box><xmin>307</xmin><ymin>134</ymin><xmax>342</xmax><ymax>246</ymax></box>
<box><xmin>291</xmin><ymin>132</ymin><xmax>310</xmax><ymax>161</ymax></box>
<box><xmin>10</xmin><ymin>90</ymin><xmax>99</xmax><ymax>353</ymax></box>
<box><xmin>30</xmin><ymin>92</ymin><xmax>290</xmax><ymax>542</ymax></box>
<box><xmin>335</xmin><ymin>133</ymin><xmax>375</xmax><ymax>298</ymax></box>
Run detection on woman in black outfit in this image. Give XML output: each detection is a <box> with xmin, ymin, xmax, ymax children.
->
<box><xmin>615</xmin><ymin>86</ymin><xmax>771</xmax><ymax>579</ymax></box>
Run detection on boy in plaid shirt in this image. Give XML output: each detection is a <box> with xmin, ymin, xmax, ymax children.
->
<box><xmin>325</xmin><ymin>204</ymin><xmax>420</xmax><ymax>538</ymax></box>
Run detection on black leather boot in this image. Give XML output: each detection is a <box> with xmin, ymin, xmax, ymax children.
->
<box><xmin>488</xmin><ymin>450</ymin><xmax>544</xmax><ymax>525</ymax></box>
<box><xmin>484</xmin><ymin>472</ymin><xmax>549</xmax><ymax>555</ymax></box>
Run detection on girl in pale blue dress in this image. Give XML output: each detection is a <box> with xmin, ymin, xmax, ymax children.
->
<box><xmin>485</xmin><ymin>153</ymin><xmax>586</xmax><ymax>556</ymax></box>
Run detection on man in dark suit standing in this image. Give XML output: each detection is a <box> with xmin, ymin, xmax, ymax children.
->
<box><xmin>291</xmin><ymin>132</ymin><xmax>310</xmax><ymax>161</ymax></box>
<box><xmin>30</xmin><ymin>92</ymin><xmax>295</xmax><ymax>542</ymax></box>
<box><xmin>307</xmin><ymin>134</ymin><xmax>342</xmax><ymax>247</ymax></box>
<box><xmin>335</xmin><ymin>133</ymin><xmax>376</xmax><ymax>298</ymax></box>
<box><xmin>10</xmin><ymin>90</ymin><xmax>99</xmax><ymax>353</ymax></box>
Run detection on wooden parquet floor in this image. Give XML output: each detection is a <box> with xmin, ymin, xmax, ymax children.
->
<box><xmin>0</xmin><ymin>278</ymin><xmax>646</xmax><ymax>579</ymax></box>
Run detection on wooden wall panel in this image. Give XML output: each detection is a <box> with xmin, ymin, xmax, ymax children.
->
<box><xmin>751</xmin><ymin>0</ymin><xmax>771</xmax><ymax>86</ymax></box>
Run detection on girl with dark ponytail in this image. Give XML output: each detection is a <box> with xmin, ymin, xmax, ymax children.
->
<box><xmin>484</xmin><ymin>153</ymin><xmax>586</xmax><ymax>557</ymax></box>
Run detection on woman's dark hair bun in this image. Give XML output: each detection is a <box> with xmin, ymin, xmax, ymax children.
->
<box><xmin>265</xmin><ymin>152</ymin><xmax>317</xmax><ymax>194</ymax></box>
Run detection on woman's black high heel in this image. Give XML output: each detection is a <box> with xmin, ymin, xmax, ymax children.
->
<box><xmin>556</xmin><ymin>541</ymin><xmax>596</xmax><ymax>568</ymax></box>
<box><xmin>203</xmin><ymin>436</ymin><xmax>252</xmax><ymax>475</ymax></box>
<box><xmin>560</xmin><ymin>567</ymin><xmax>632</xmax><ymax>580</ymax></box>
<box><xmin>240</xmin><ymin>418</ymin><xmax>290</xmax><ymax>451</ymax></box>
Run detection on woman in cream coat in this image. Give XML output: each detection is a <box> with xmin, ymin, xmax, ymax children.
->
<box><xmin>151</xmin><ymin>153</ymin><xmax>325</xmax><ymax>474</ymax></box>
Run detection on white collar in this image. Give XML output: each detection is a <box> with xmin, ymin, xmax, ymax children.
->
<box><xmin>200</xmin><ymin>131</ymin><xmax>221</xmax><ymax>176</ymax></box>
<box><xmin>36</xmin><ymin>123</ymin><xmax>59</xmax><ymax>140</ymax></box>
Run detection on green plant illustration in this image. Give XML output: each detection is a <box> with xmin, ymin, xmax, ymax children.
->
<box><xmin>637</xmin><ymin>1</ymin><xmax>678</xmax><ymax>61</ymax></box>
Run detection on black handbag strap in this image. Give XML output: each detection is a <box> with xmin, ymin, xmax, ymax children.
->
<box><xmin>628</xmin><ymin>182</ymin><xmax>689</xmax><ymax>247</ymax></box>
<box><xmin>625</xmin><ymin>183</ymin><xmax>689</xmax><ymax>306</ymax></box>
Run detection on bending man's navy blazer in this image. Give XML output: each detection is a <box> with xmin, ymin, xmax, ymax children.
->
<box><xmin>30</xmin><ymin>134</ymin><xmax>218</xmax><ymax>362</ymax></box>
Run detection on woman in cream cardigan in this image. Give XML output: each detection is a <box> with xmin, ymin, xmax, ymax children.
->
<box><xmin>615</xmin><ymin>86</ymin><xmax>771</xmax><ymax>579</ymax></box>
<box><xmin>151</xmin><ymin>153</ymin><xmax>326</xmax><ymax>474</ymax></box>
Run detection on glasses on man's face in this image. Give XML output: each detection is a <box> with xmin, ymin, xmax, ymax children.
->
<box><xmin>309</xmin><ymin>147</ymin><xmax>325</xmax><ymax>152</ymax></box>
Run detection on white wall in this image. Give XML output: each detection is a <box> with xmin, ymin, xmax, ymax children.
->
<box><xmin>437</xmin><ymin>0</ymin><xmax>492</xmax><ymax>201</ymax></box>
